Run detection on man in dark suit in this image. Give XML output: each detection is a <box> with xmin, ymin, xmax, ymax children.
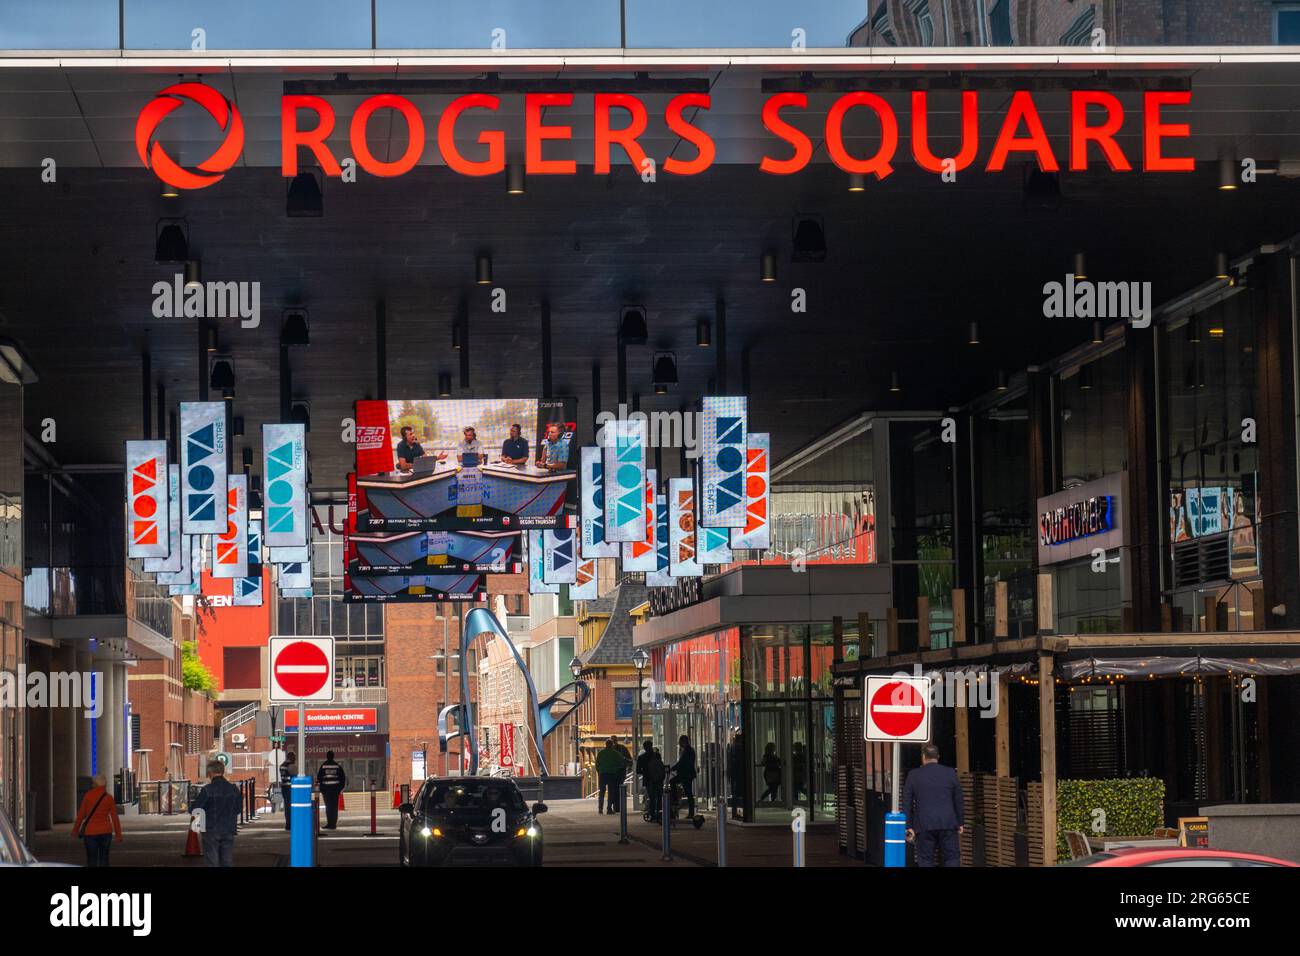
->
<box><xmin>901</xmin><ymin>743</ymin><xmax>965</xmax><ymax>867</ymax></box>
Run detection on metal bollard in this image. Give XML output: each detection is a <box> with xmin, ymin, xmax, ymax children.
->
<box><xmin>290</xmin><ymin>777</ymin><xmax>313</xmax><ymax>867</ymax></box>
<box><xmin>884</xmin><ymin>812</ymin><xmax>907</xmax><ymax>868</ymax></box>
<box><xmin>661</xmin><ymin>788</ymin><xmax>672</xmax><ymax>861</ymax></box>
<box><xmin>618</xmin><ymin>782</ymin><xmax>629</xmax><ymax>845</ymax></box>
<box><xmin>793</xmin><ymin>816</ymin><xmax>806</xmax><ymax>868</ymax></box>
<box><xmin>368</xmin><ymin>785</ymin><xmax>378</xmax><ymax>836</ymax></box>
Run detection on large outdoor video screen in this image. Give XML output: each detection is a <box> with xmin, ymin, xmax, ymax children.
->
<box><xmin>354</xmin><ymin>397</ymin><xmax>578</xmax><ymax>531</ymax></box>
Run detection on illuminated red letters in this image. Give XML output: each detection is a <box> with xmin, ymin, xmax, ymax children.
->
<box><xmin>1070</xmin><ymin>91</ymin><xmax>1131</xmax><ymax>172</ymax></box>
<box><xmin>825</xmin><ymin>92</ymin><xmax>898</xmax><ymax>179</ymax></box>
<box><xmin>663</xmin><ymin>93</ymin><xmax>715</xmax><ymax>175</ymax></box>
<box><xmin>595</xmin><ymin>93</ymin><xmax>649</xmax><ymax>174</ymax></box>
<box><xmin>350</xmin><ymin>94</ymin><xmax>425</xmax><ymax>177</ymax></box>
<box><xmin>912</xmin><ymin>90</ymin><xmax>979</xmax><ymax>174</ymax></box>
<box><xmin>526</xmin><ymin>93</ymin><xmax>577</xmax><ymax>175</ymax></box>
<box><xmin>438</xmin><ymin>94</ymin><xmax>505</xmax><ymax>176</ymax></box>
<box><xmin>986</xmin><ymin>91</ymin><xmax>1058</xmax><ymax>172</ymax></box>
<box><xmin>281</xmin><ymin>95</ymin><xmax>342</xmax><ymax>177</ymax></box>
<box><xmin>760</xmin><ymin>93</ymin><xmax>813</xmax><ymax>174</ymax></box>
<box><xmin>1143</xmin><ymin>91</ymin><xmax>1195</xmax><ymax>172</ymax></box>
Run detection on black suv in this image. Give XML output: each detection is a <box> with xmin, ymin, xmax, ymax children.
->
<box><xmin>398</xmin><ymin>776</ymin><xmax>546</xmax><ymax>867</ymax></box>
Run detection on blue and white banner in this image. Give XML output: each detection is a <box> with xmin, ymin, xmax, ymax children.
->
<box><xmin>263</xmin><ymin>423</ymin><xmax>308</xmax><ymax>548</ymax></box>
<box><xmin>602</xmin><ymin>419</ymin><xmax>647</xmax><ymax>543</ymax></box>
<box><xmin>731</xmin><ymin>432</ymin><xmax>771</xmax><ymax>551</ymax></box>
<box><xmin>668</xmin><ymin>478</ymin><xmax>702</xmax><ymax>577</ymax></box>
<box><xmin>571</xmin><ymin>556</ymin><xmax>598</xmax><ymax>600</ymax></box>
<box><xmin>234</xmin><ymin>518</ymin><xmax>263</xmax><ymax>606</ymax></box>
<box><xmin>145</xmin><ymin>465</ymin><xmax>183</xmax><ymax>573</ymax></box>
<box><xmin>542</xmin><ymin>527</ymin><xmax>578</xmax><ymax>585</ymax></box>
<box><xmin>527</xmin><ymin>530</ymin><xmax>559</xmax><ymax>594</ymax></box>
<box><xmin>180</xmin><ymin>402</ymin><xmax>226</xmax><ymax>534</ymax></box>
<box><xmin>267</xmin><ymin>545</ymin><xmax>310</xmax><ymax>564</ymax></box>
<box><xmin>701</xmin><ymin>396</ymin><xmax>748</xmax><ymax>527</ymax></box>
<box><xmin>646</xmin><ymin>495</ymin><xmax>674</xmax><ymax>587</ymax></box>
<box><xmin>621</xmin><ymin>469</ymin><xmax>657</xmax><ymax>572</ymax></box>
<box><xmin>698</xmin><ymin>525</ymin><xmax>734</xmax><ymax>565</ymax></box>
<box><xmin>168</xmin><ymin>537</ymin><xmax>204</xmax><ymax>596</ymax></box>
<box><xmin>126</xmin><ymin>440</ymin><xmax>170</xmax><ymax>559</ymax></box>
<box><xmin>212</xmin><ymin>474</ymin><xmax>248</xmax><ymax>579</ymax></box>
<box><xmin>580</xmin><ymin>447</ymin><xmax>619</xmax><ymax>558</ymax></box>
<box><xmin>278</xmin><ymin>557</ymin><xmax>312</xmax><ymax>592</ymax></box>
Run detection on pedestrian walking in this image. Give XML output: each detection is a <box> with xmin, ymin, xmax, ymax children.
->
<box><xmin>316</xmin><ymin>750</ymin><xmax>348</xmax><ymax>830</ymax></box>
<box><xmin>670</xmin><ymin>734</ymin><xmax>697</xmax><ymax>818</ymax></box>
<box><xmin>71</xmin><ymin>773</ymin><xmax>121</xmax><ymax>867</ymax></box>
<box><xmin>595</xmin><ymin>737</ymin><xmax>625</xmax><ymax>814</ymax></box>
<box><xmin>636</xmin><ymin>739</ymin><xmax>666</xmax><ymax>822</ymax></box>
<box><xmin>279</xmin><ymin>751</ymin><xmax>297</xmax><ymax>830</ymax></box>
<box><xmin>902</xmin><ymin>743</ymin><xmax>965</xmax><ymax>867</ymax></box>
<box><xmin>759</xmin><ymin>742</ymin><xmax>783</xmax><ymax>803</ymax></box>
<box><xmin>192</xmin><ymin>759</ymin><xmax>242</xmax><ymax>867</ymax></box>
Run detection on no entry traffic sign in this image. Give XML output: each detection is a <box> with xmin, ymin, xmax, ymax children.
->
<box><xmin>269</xmin><ymin>636</ymin><xmax>335</xmax><ymax>703</ymax></box>
<box><xmin>864</xmin><ymin>675</ymin><xmax>932</xmax><ymax>743</ymax></box>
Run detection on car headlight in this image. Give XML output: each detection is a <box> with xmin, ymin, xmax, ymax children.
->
<box><xmin>526</xmin><ymin>826</ymin><xmax>538</xmax><ymax>838</ymax></box>
<box><xmin>419</xmin><ymin>826</ymin><xmax>432</xmax><ymax>838</ymax></box>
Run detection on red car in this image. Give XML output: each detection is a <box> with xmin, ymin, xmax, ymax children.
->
<box><xmin>1070</xmin><ymin>848</ymin><xmax>1298</xmax><ymax>867</ymax></box>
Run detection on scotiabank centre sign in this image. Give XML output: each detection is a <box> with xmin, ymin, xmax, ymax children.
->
<box><xmin>137</xmin><ymin>82</ymin><xmax>1198</xmax><ymax>190</ymax></box>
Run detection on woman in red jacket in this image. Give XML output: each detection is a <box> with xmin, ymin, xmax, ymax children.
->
<box><xmin>71</xmin><ymin>774</ymin><xmax>122</xmax><ymax>866</ymax></box>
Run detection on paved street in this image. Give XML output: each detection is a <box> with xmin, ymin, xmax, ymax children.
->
<box><xmin>29</xmin><ymin>794</ymin><xmax>853</xmax><ymax>867</ymax></box>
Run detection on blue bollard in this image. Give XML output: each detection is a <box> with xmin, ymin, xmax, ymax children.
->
<box><xmin>290</xmin><ymin>776</ymin><xmax>314</xmax><ymax>867</ymax></box>
<box><xmin>884</xmin><ymin>812</ymin><xmax>907</xmax><ymax>868</ymax></box>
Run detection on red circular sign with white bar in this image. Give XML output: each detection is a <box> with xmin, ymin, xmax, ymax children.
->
<box><xmin>864</xmin><ymin>676</ymin><xmax>931</xmax><ymax>742</ymax></box>
<box><xmin>270</xmin><ymin>637</ymin><xmax>334</xmax><ymax>703</ymax></box>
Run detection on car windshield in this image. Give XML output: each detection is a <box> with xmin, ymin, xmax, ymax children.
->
<box><xmin>422</xmin><ymin>781</ymin><xmax>524</xmax><ymax>813</ymax></box>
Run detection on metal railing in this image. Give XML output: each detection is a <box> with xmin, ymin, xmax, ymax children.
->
<box><xmin>138</xmin><ymin>779</ymin><xmax>192</xmax><ymax>814</ymax></box>
<box><xmin>337</xmin><ymin>685</ymin><xmax>387</xmax><ymax>704</ymax></box>
<box><xmin>220</xmin><ymin>702</ymin><xmax>259</xmax><ymax>739</ymax></box>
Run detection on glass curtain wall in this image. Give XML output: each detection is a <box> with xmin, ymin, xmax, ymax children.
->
<box><xmin>1053</xmin><ymin>349</ymin><xmax>1127</xmax><ymax>632</ymax></box>
<box><xmin>889</xmin><ymin>421</ymin><xmax>955</xmax><ymax>649</ymax></box>
<box><xmin>0</xmin><ymin>372</ymin><xmax>22</xmax><ymax>837</ymax></box>
<box><xmin>1159</xmin><ymin>292</ymin><xmax>1260</xmax><ymax>631</ymax></box>
<box><xmin>976</xmin><ymin>397</ymin><xmax>1034</xmax><ymax>639</ymax></box>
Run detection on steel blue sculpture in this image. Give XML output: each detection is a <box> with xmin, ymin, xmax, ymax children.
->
<box><xmin>450</xmin><ymin>606</ymin><xmax>588</xmax><ymax>777</ymax></box>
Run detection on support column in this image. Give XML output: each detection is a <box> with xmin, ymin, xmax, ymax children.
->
<box><xmin>76</xmin><ymin>651</ymin><xmax>93</xmax><ymax>779</ymax></box>
<box><xmin>1026</xmin><ymin>368</ymin><xmax>1054</xmax><ymax>638</ymax></box>
<box><xmin>995</xmin><ymin>676</ymin><xmax>1010</xmax><ymax>777</ymax></box>
<box><xmin>1038</xmin><ymin>652</ymin><xmax>1057</xmax><ymax>867</ymax></box>
<box><xmin>954</xmin><ymin>698</ymin><xmax>970</xmax><ymax>774</ymax></box>
<box><xmin>1123</xmin><ymin>322</ymin><xmax>1162</xmax><ymax>631</ymax></box>
<box><xmin>51</xmin><ymin>646</ymin><xmax>78</xmax><ymax>823</ymax></box>
<box><xmin>1255</xmin><ymin>253</ymin><xmax>1300</xmax><ymax>629</ymax></box>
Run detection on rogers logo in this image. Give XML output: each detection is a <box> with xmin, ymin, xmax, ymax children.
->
<box><xmin>136</xmin><ymin>82</ymin><xmax>244</xmax><ymax>190</ymax></box>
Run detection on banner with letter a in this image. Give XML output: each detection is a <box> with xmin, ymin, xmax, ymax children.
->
<box><xmin>731</xmin><ymin>432</ymin><xmax>771</xmax><ymax>551</ymax></box>
<box><xmin>602</xmin><ymin>419</ymin><xmax>647</xmax><ymax>543</ymax></box>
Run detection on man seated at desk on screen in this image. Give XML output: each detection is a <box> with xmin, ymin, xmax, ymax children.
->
<box><xmin>537</xmin><ymin>421</ymin><xmax>571</xmax><ymax>472</ymax></box>
<box><xmin>499</xmin><ymin>423</ymin><xmax>530</xmax><ymax>466</ymax></box>
<box><xmin>459</xmin><ymin>426</ymin><xmax>483</xmax><ymax>468</ymax></box>
<box><xmin>395</xmin><ymin>425</ymin><xmax>446</xmax><ymax>473</ymax></box>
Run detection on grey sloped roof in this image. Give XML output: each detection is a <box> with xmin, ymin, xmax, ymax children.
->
<box><xmin>580</xmin><ymin>582</ymin><xmax>648</xmax><ymax>666</ymax></box>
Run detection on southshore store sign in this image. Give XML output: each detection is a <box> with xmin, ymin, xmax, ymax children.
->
<box><xmin>137</xmin><ymin>82</ymin><xmax>1197</xmax><ymax>190</ymax></box>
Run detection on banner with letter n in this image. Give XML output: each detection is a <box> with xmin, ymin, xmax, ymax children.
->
<box><xmin>212</xmin><ymin>474</ymin><xmax>249</xmax><ymax>579</ymax></box>
<box><xmin>527</xmin><ymin>530</ymin><xmax>559</xmax><ymax>594</ymax></box>
<box><xmin>145</xmin><ymin>465</ymin><xmax>184</xmax><ymax>573</ymax></box>
<box><xmin>701</xmin><ymin>396</ymin><xmax>747</xmax><ymax>527</ymax></box>
<box><xmin>668</xmin><ymin>477</ymin><xmax>702</xmax><ymax>577</ymax></box>
<box><xmin>542</xmin><ymin>527</ymin><xmax>578</xmax><ymax>584</ymax></box>
<box><xmin>263</xmin><ymin>423</ymin><xmax>307</xmax><ymax>548</ymax></box>
<box><xmin>126</xmin><ymin>440</ymin><xmax>169</xmax><ymax>559</ymax></box>
<box><xmin>234</xmin><ymin>518</ymin><xmax>264</xmax><ymax>607</ymax></box>
<box><xmin>602</xmin><ymin>418</ymin><xmax>647</xmax><ymax>543</ymax></box>
<box><xmin>580</xmin><ymin>446</ymin><xmax>619</xmax><ymax>558</ymax></box>
<box><xmin>730</xmin><ymin>432</ymin><xmax>771</xmax><ymax>551</ymax></box>
<box><xmin>180</xmin><ymin>402</ymin><xmax>226</xmax><ymax>535</ymax></box>
<box><xmin>646</xmin><ymin>495</ymin><xmax>674</xmax><ymax>587</ymax></box>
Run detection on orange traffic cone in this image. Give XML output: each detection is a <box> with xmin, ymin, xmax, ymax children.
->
<box><xmin>337</xmin><ymin>792</ymin><xmax>346</xmax><ymax>811</ymax></box>
<box><xmin>183</xmin><ymin>824</ymin><xmax>202</xmax><ymax>858</ymax></box>
<box><xmin>391</xmin><ymin>788</ymin><xmax>402</xmax><ymax>809</ymax></box>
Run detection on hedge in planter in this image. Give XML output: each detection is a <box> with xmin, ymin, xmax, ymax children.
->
<box><xmin>1056</xmin><ymin>777</ymin><xmax>1165</xmax><ymax>861</ymax></box>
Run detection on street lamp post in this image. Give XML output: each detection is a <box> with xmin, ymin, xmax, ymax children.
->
<box><xmin>632</xmin><ymin>648</ymin><xmax>650</xmax><ymax>812</ymax></box>
<box><xmin>569</xmin><ymin>656</ymin><xmax>583</xmax><ymax>785</ymax></box>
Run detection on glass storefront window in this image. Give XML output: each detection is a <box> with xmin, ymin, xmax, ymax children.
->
<box><xmin>743</xmin><ymin>624</ymin><xmax>805</xmax><ymax>698</ymax></box>
<box><xmin>978</xmin><ymin>398</ymin><xmax>1034</xmax><ymax>640</ymax></box>
<box><xmin>1054</xmin><ymin>553</ymin><xmax>1122</xmax><ymax>633</ymax></box>
<box><xmin>890</xmin><ymin>420</ymin><xmax>954</xmax><ymax>648</ymax></box>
